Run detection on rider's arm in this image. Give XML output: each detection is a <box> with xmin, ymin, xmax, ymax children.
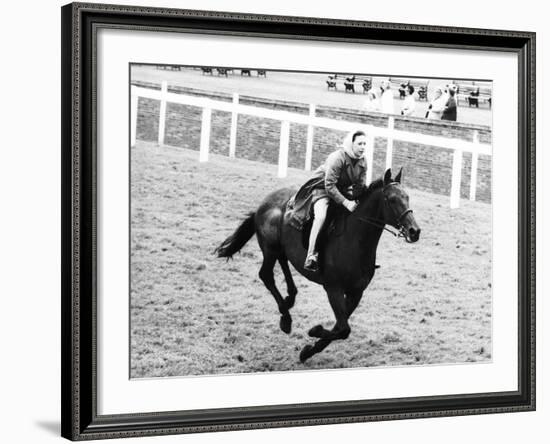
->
<box><xmin>324</xmin><ymin>152</ymin><xmax>348</xmax><ymax>205</ymax></box>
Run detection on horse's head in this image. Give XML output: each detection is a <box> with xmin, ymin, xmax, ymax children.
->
<box><xmin>380</xmin><ymin>168</ymin><xmax>421</xmax><ymax>243</ymax></box>
<box><xmin>356</xmin><ymin>168</ymin><xmax>421</xmax><ymax>243</ymax></box>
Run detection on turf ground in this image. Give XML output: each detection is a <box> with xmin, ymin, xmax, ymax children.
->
<box><xmin>130</xmin><ymin>141</ymin><xmax>492</xmax><ymax>378</ymax></box>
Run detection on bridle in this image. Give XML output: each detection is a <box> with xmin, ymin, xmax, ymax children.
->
<box><xmin>357</xmin><ymin>182</ymin><xmax>414</xmax><ymax>241</ymax></box>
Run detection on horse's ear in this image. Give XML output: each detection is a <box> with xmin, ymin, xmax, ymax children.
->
<box><xmin>395</xmin><ymin>167</ymin><xmax>403</xmax><ymax>183</ymax></box>
<box><xmin>384</xmin><ymin>168</ymin><xmax>392</xmax><ymax>185</ymax></box>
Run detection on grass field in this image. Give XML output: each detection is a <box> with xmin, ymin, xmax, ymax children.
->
<box><xmin>130</xmin><ymin>141</ymin><xmax>492</xmax><ymax>378</ymax></box>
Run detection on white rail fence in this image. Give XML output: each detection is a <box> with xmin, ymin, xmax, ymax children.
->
<box><xmin>131</xmin><ymin>82</ymin><xmax>491</xmax><ymax>209</ymax></box>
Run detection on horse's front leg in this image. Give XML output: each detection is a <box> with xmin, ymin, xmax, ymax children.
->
<box><xmin>300</xmin><ymin>338</ymin><xmax>332</xmax><ymax>362</ymax></box>
<box><xmin>307</xmin><ymin>286</ymin><xmax>350</xmax><ymax>339</ymax></box>
<box><xmin>345</xmin><ymin>288</ymin><xmax>364</xmax><ymax>318</ymax></box>
<box><xmin>301</xmin><ymin>287</ymin><xmax>350</xmax><ymax>362</ymax></box>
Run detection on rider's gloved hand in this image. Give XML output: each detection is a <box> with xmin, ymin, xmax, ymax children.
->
<box><xmin>343</xmin><ymin>199</ymin><xmax>358</xmax><ymax>212</ymax></box>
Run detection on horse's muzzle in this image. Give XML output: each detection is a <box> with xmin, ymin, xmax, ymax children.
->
<box><xmin>398</xmin><ymin>211</ymin><xmax>420</xmax><ymax>243</ymax></box>
<box><xmin>407</xmin><ymin>226</ymin><xmax>421</xmax><ymax>243</ymax></box>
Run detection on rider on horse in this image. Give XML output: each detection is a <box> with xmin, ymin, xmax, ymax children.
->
<box><xmin>290</xmin><ymin>130</ymin><xmax>368</xmax><ymax>272</ymax></box>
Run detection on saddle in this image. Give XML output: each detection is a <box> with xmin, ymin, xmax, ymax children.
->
<box><xmin>298</xmin><ymin>201</ymin><xmax>348</xmax><ymax>251</ymax></box>
<box><xmin>285</xmin><ymin>195</ymin><xmax>380</xmax><ymax>273</ymax></box>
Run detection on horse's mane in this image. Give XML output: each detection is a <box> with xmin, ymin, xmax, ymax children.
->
<box><xmin>359</xmin><ymin>178</ymin><xmax>384</xmax><ymax>202</ymax></box>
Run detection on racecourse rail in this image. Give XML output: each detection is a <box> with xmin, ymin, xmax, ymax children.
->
<box><xmin>131</xmin><ymin>82</ymin><xmax>492</xmax><ymax>208</ymax></box>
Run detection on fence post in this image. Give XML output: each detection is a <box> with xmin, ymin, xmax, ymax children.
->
<box><xmin>469</xmin><ymin>131</ymin><xmax>479</xmax><ymax>201</ymax></box>
<box><xmin>365</xmin><ymin>129</ymin><xmax>374</xmax><ymax>185</ymax></box>
<box><xmin>278</xmin><ymin>121</ymin><xmax>290</xmax><ymax>178</ymax></box>
<box><xmin>131</xmin><ymin>90</ymin><xmax>138</xmax><ymax>147</ymax></box>
<box><xmin>385</xmin><ymin>116</ymin><xmax>394</xmax><ymax>170</ymax></box>
<box><xmin>229</xmin><ymin>93</ymin><xmax>239</xmax><ymax>158</ymax></box>
<box><xmin>450</xmin><ymin>149</ymin><xmax>463</xmax><ymax>209</ymax></box>
<box><xmin>157</xmin><ymin>81</ymin><xmax>168</xmax><ymax>146</ymax></box>
<box><xmin>304</xmin><ymin>104</ymin><xmax>316</xmax><ymax>171</ymax></box>
<box><xmin>200</xmin><ymin>107</ymin><xmax>212</xmax><ymax>162</ymax></box>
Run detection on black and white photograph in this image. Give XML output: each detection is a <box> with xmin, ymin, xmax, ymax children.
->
<box><xmin>1</xmin><ymin>0</ymin><xmax>546</xmax><ymax>441</ymax></box>
<box><xmin>130</xmin><ymin>64</ymin><xmax>493</xmax><ymax>378</ymax></box>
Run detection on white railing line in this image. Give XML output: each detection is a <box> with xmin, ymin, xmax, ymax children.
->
<box><xmin>131</xmin><ymin>85</ymin><xmax>491</xmax><ymax>156</ymax></box>
<box><xmin>470</xmin><ymin>131</ymin><xmax>480</xmax><ymax>201</ymax></box>
<box><xmin>470</xmin><ymin>152</ymin><xmax>479</xmax><ymax>201</ymax></box>
<box><xmin>365</xmin><ymin>134</ymin><xmax>374</xmax><ymax>185</ymax></box>
<box><xmin>385</xmin><ymin>116</ymin><xmax>394</xmax><ymax>170</ymax></box>
<box><xmin>229</xmin><ymin>93</ymin><xmax>239</xmax><ymax>158</ymax></box>
<box><xmin>199</xmin><ymin>107</ymin><xmax>212</xmax><ymax>162</ymax></box>
<box><xmin>382</xmin><ymin>128</ymin><xmax>491</xmax><ymax>156</ymax></box>
<box><xmin>131</xmin><ymin>84</ymin><xmax>492</xmax><ymax>208</ymax></box>
<box><xmin>450</xmin><ymin>150</ymin><xmax>463</xmax><ymax>209</ymax></box>
<box><xmin>278</xmin><ymin>121</ymin><xmax>291</xmax><ymax>178</ymax></box>
<box><xmin>157</xmin><ymin>81</ymin><xmax>168</xmax><ymax>146</ymax></box>
<box><xmin>304</xmin><ymin>104</ymin><xmax>316</xmax><ymax>171</ymax></box>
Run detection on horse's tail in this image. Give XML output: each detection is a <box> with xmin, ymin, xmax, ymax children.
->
<box><xmin>215</xmin><ymin>212</ymin><xmax>256</xmax><ymax>258</ymax></box>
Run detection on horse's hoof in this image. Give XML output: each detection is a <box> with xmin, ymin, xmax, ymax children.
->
<box><xmin>308</xmin><ymin>324</ymin><xmax>324</xmax><ymax>338</ymax></box>
<box><xmin>299</xmin><ymin>345</ymin><xmax>314</xmax><ymax>363</ymax></box>
<box><xmin>280</xmin><ymin>313</ymin><xmax>292</xmax><ymax>334</ymax></box>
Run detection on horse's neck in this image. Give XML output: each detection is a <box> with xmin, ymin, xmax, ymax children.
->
<box><xmin>358</xmin><ymin>189</ymin><xmax>384</xmax><ymax>221</ymax></box>
<box><xmin>349</xmin><ymin>190</ymin><xmax>385</xmax><ymax>244</ymax></box>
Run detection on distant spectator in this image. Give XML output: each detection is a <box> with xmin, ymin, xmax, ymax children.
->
<box><xmin>398</xmin><ymin>82</ymin><xmax>408</xmax><ymax>99</ymax></box>
<box><xmin>400</xmin><ymin>85</ymin><xmax>416</xmax><ymax>116</ymax></box>
<box><xmin>379</xmin><ymin>80</ymin><xmax>394</xmax><ymax>114</ymax></box>
<box><xmin>426</xmin><ymin>87</ymin><xmax>446</xmax><ymax>119</ymax></box>
<box><xmin>441</xmin><ymin>85</ymin><xmax>457</xmax><ymax>121</ymax></box>
<box><xmin>363</xmin><ymin>89</ymin><xmax>380</xmax><ymax>112</ymax></box>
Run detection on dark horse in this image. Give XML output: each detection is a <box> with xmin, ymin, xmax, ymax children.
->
<box><xmin>215</xmin><ymin>168</ymin><xmax>420</xmax><ymax>362</ymax></box>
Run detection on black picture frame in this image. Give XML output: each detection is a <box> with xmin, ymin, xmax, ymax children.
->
<box><xmin>61</xmin><ymin>2</ymin><xmax>536</xmax><ymax>440</ymax></box>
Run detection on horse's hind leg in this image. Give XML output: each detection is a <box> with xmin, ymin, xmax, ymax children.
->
<box><xmin>278</xmin><ymin>256</ymin><xmax>297</xmax><ymax>309</ymax></box>
<box><xmin>259</xmin><ymin>251</ymin><xmax>292</xmax><ymax>334</ymax></box>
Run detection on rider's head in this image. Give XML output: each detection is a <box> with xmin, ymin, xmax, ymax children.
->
<box><xmin>350</xmin><ymin>130</ymin><xmax>367</xmax><ymax>158</ymax></box>
<box><xmin>343</xmin><ymin>130</ymin><xmax>368</xmax><ymax>160</ymax></box>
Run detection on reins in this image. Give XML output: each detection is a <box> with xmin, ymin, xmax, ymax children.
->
<box><xmin>356</xmin><ymin>182</ymin><xmax>413</xmax><ymax>240</ymax></box>
<box><xmin>357</xmin><ymin>216</ymin><xmax>402</xmax><ymax>237</ymax></box>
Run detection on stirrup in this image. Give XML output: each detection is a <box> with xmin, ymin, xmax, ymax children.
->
<box><xmin>304</xmin><ymin>253</ymin><xmax>319</xmax><ymax>272</ymax></box>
